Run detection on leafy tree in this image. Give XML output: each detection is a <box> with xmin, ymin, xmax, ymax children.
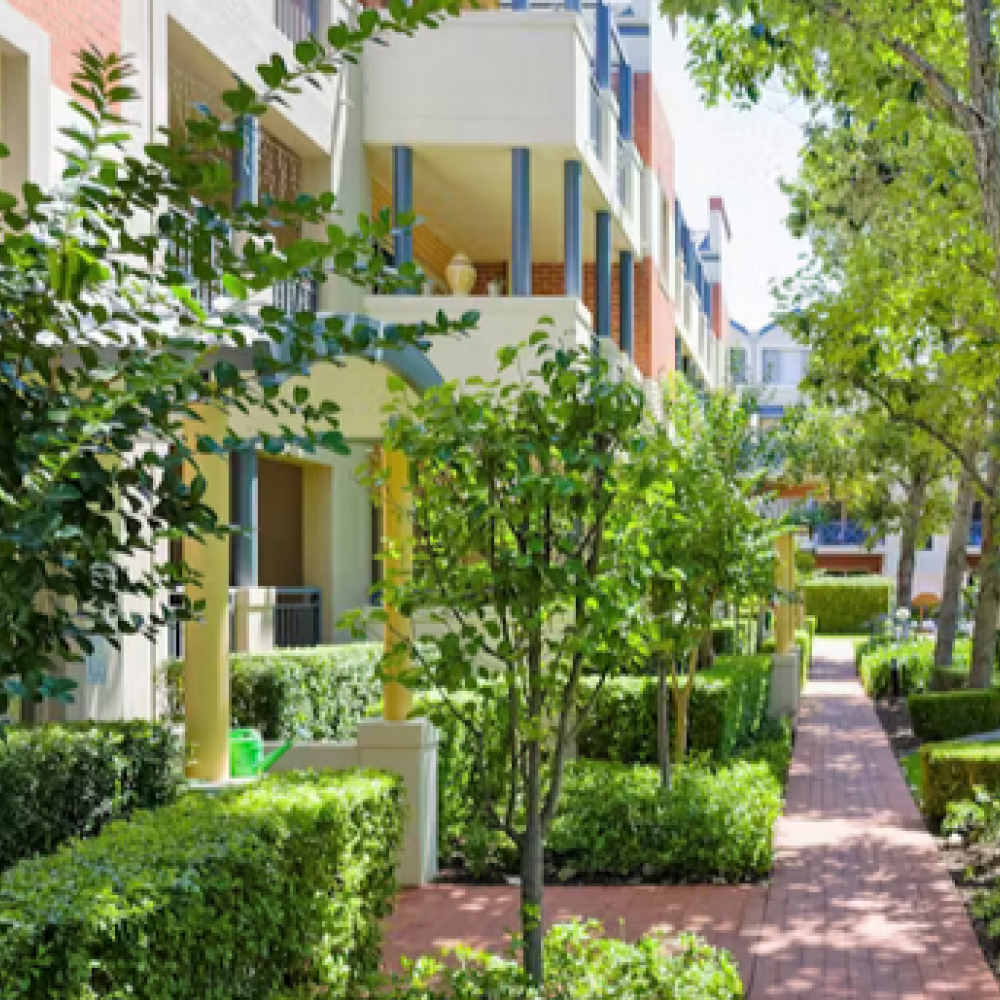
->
<box><xmin>635</xmin><ymin>381</ymin><xmax>778</xmax><ymax>785</ymax></box>
<box><xmin>659</xmin><ymin>0</ymin><xmax>1000</xmax><ymax>685</ymax></box>
<box><xmin>0</xmin><ymin>5</ymin><xmax>470</xmax><ymax>721</ymax></box>
<box><xmin>367</xmin><ymin>337</ymin><xmax>652</xmax><ymax>985</ymax></box>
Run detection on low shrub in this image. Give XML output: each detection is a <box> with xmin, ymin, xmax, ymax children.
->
<box><xmin>0</xmin><ymin>721</ymin><xmax>182</xmax><ymax>871</ymax></box>
<box><xmin>804</xmin><ymin>615</ymin><xmax>818</xmax><ymax>641</ymax></box>
<box><xmin>547</xmin><ymin>758</ymin><xmax>781</xmax><ymax>883</ymax></box>
<box><xmin>0</xmin><ymin>769</ymin><xmax>404</xmax><ymax>998</ymax></box>
<box><xmin>942</xmin><ymin>788</ymin><xmax>1000</xmax><ymax>843</ymax></box>
<box><xmin>167</xmin><ymin>643</ymin><xmax>383</xmax><ymax>740</ymax></box>
<box><xmin>858</xmin><ymin>638</ymin><xmax>971</xmax><ymax>698</ymax></box>
<box><xmin>929</xmin><ymin>666</ymin><xmax>971</xmax><ymax>692</ymax></box>
<box><xmin>908</xmin><ymin>690</ymin><xmax>1000</xmax><ymax>742</ymax></box>
<box><xmin>734</xmin><ymin>718</ymin><xmax>794</xmax><ymax>786</ymax></box>
<box><xmin>577</xmin><ymin>654</ymin><xmax>772</xmax><ymax>764</ymax></box>
<box><xmin>922</xmin><ymin>741</ymin><xmax>1000</xmax><ymax>818</ymax></box>
<box><xmin>795</xmin><ymin>628</ymin><xmax>812</xmax><ymax>686</ymax></box>
<box><xmin>802</xmin><ymin>576</ymin><xmax>892</xmax><ymax>633</ymax></box>
<box><xmin>378</xmin><ymin>920</ymin><xmax>743</xmax><ymax>999</ymax></box>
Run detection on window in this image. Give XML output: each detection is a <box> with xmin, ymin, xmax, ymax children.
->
<box><xmin>761</xmin><ymin>349</ymin><xmax>809</xmax><ymax>385</ymax></box>
<box><xmin>730</xmin><ymin>347</ymin><xmax>748</xmax><ymax>385</ymax></box>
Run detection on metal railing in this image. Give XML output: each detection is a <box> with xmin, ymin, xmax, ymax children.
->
<box><xmin>616</xmin><ymin>135</ymin><xmax>627</xmax><ymax>206</ymax></box>
<box><xmin>275</xmin><ymin>0</ymin><xmax>319</xmax><ymax>43</ymax></box>
<box><xmin>274</xmin><ymin>274</ymin><xmax>318</xmax><ymax>316</ymax></box>
<box><xmin>275</xmin><ymin>587</ymin><xmax>323</xmax><ymax>648</ymax></box>
<box><xmin>815</xmin><ymin>520</ymin><xmax>868</xmax><ymax>546</ymax></box>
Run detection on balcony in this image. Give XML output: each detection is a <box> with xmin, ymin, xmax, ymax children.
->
<box><xmin>363</xmin><ymin>293</ymin><xmax>598</xmax><ymax>386</ymax></box>
<box><xmin>274</xmin><ymin>0</ymin><xmax>319</xmax><ymax>43</ymax></box>
<box><xmin>814</xmin><ymin>520</ymin><xmax>870</xmax><ymax>547</ymax></box>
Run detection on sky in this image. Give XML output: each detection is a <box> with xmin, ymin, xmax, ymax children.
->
<box><xmin>657</xmin><ymin>27</ymin><xmax>810</xmax><ymax>331</ymax></box>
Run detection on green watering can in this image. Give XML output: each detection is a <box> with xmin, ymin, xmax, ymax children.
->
<box><xmin>229</xmin><ymin>728</ymin><xmax>294</xmax><ymax>779</ymax></box>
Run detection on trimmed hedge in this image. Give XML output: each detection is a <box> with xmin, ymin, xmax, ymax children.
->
<box><xmin>858</xmin><ymin>638</ymin><xmax>971</xmax><ymax>698</ymax></box>
<box><xmin>0</xmin><ymin>769</ymin><xmax>404</xmax><ymax>998</ymax></box>
<box><xmin>802</xmin><ymin>575</ymin><xmax>892</xmax><ymax>633</ymax></box>
<box><xmin>0</xmin><ymin>722</ymin><xmax>182</xmax><ymax>872</ymax></box>
<box><xmin>908</xmin><ymin>690</ymin><xmax>1000</xmax><ymax>742</ymax></box>
<box><xmin>929</xmin><ymin>666</ymin><xmax>971</xmax><ymax>692</ymax></box>
<box><xmin>380</xmin><ymin>920</ymin><xmax>744</xmax><ymax>998</ymax></box>
<box><xmin>167</xmin><ymin>643</ymin><xmax>382</xmax><ymax>740</ymax></box>
<box><xmin>577</xmin><ymin>654</ymin><xmax>773</xmax><ymax>764</ymax></box>
<box><xmin>547</xmin><ymin>758</ymin><xmax>781</xmax><ymax>882</ymax></box>
<box><xmin>922</xmin><ymin>741</ymin><xmax>1000</xmax><ymax>818</ymax></box>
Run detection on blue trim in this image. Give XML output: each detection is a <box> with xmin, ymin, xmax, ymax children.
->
<box><xmin>596</xmin><ymin>210</ymin><xmax>612</xmax><ymax>338</ymax></box>
<box><xmin>619</xmin><ymin>249</ymin><xmax>633</xmax><ymax>360</ymax></box>
<box><xmin>232</xmin><ymin>447</ymin><xmax>258</xmax><ymax>588</ymax></box>
<box><xmin>512</xmin><ymin>0</ymin><xmax>528</xmax><ymax>10</ymax></box>
<box><xmin>617</xmin><ymin>24</ymin><xmax>650</xmax><ymax>36</ymax></box>
<box><xmin>564</xmin><ymin>160</ymin><xmax>583</xmax><ymax>297</ymax></box>
<box><xmin>757</xmin><ymin>404</ymin><xmax>785</xmax><ymax>418</ymax></box>
<box><xmin>618</xmin><ymin>63</ymin><xmax>633</xmax><ymax>141</ymax></box>
<box><xmin>234</xmin><ymin>115</ymin><xmax>258</xmax><ymax>207</ymax></box>
<box><xmin>392</xmin><ymin>146</ymin><xmax>413</xmax><ymax>274</ymax></box>
<box><xmin>368</xmin><ymin>339</ymin><xmax>444</xmax><ymax>394</ymax></box>
<box><xmin>564</xmin><ymin>0</ymin><xmax>582</xmax><ymax>10</ymax></box>
<box><xmin>512</xmin><ymin>148</ymin><xmax>532</xmax><ymax>296</ymax></box>
<box><xmin>308</xmin><ymin>0</ymin><xmax>319</xmax><ymax>32</ymax></box>
<box><xmin>596</xmin><ymin>2</ymin><xmax>611</xmax><ymax>89</ymax></box>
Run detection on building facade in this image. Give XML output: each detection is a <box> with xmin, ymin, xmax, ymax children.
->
<box><xmin>2</xmin><ymin>0</ymin><xmax>737</xmax><ymax>723</ymax></box>
<box><xmin>731</xmin><ymin>320</ymin><xmax>982</xmax><ymax>605</ymax></box>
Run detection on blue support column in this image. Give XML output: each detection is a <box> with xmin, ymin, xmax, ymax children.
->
<box><xmin>512</xmin><ymin>0</ymin><xmax>529</xmax><ymax>10</ymax></box>
<box><xmin>618</xmin><ymin>63</ymin><xmax>633</xmax><ymax>141</ymax></box>
<box><xmin>512</xmin><ymin>148</ymin><xmax>532</xmax><ymax>297</ymax></box>
<box><xmin>596</xmin><ymin>2</ymin><xmax>610</xmax><ymax>89</ymax></box>
<box><xmin>565</xmin><ymin>0</ymin><xmax>581</xmax><ymax>11</ymax></box>
<box><xmin>231</xmin><ymin>447</ymin><xmax>258</xmax><ymax>588</ymax></box>
<box><xmin>564</xmin><ymin>161</ymin><xmax>582</xmax><ymax>298</ymax></box>
<box><xmin>619</xmin><ymin>249</ymin><xmax>633</xmax><ymax>360</ymax></box>
<box><xmin>392</xmin><ymin>145</ymin><xmax>413</xmax><ymax>274</ymax></box>
<box><xmin>234</xmin><ymin>115</ymin><xmax>258</xmax><ymax>207</ymax></box>
<box><xmin>596</xmin><ymin>210</ymin><xmax>611</xmax><ymax>338</ymax></box>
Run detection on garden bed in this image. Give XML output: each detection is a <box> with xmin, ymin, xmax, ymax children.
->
<box><xmin>875</xmin><ymin>694</ymin><xmax>1000</xmax><ymax>983</ymax></box>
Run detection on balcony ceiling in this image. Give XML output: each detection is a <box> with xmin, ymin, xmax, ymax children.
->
<box><xmin>367</xmin><ymin>145</ymin><xmax>630</xmax><ymax>265</ymax></box>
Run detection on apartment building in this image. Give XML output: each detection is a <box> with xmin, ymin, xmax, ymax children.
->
<box><xmin>2</xmin><ymin>0</ymin><xmax>735</xmax><ymax>722</ymax></box>
<box><xmin>731</xmin><ymin>320</ymin><xmax>982</xmax><ymax>605</ymax></box>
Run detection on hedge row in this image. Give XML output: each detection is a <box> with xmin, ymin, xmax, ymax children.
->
<box><xmin>167</xmin><ymin>643</ymin><xmax>383</xmax><ymax>740</ymax></box>
<box><xmin>0</xmin><ymin>722</ymin><xmax>182</xmax><ymax>872</ymax></box>
<box><xmin>0</xmin><ymin>770</ymin><xmax>404</xmax><ymax>998</ymax></box>
<box><xmin>795</xmin><ymin>628</ymin><xmax>813</xmax><ymax>686</ymax></box>
<box><xmin>577</xmin><ymin>655</ymin><xmax>773</xmax><ymax>764</ymax></box>
<box><xmin>908</xmin><ymin>690</ymin><xmax>1000</xmax><ymax>743</ymax></box>
<box><xmin>802</xmin><ymin>576</ymin><xmax>892</xmax><ymax>633</ymax></box>
<box><xmin>922</xmin><ymin>742</ymin><xmax>1000</xmax><ymax>819</ymax></box>
<box><xmin>858</xmin><ymin>638</ymin><xmax>971</xmax><ymax>698</ymax></box>
<box><xmin>547</xmin><ymin>758</ymin><xmax>782</xmax><ymax>883</ymax></box>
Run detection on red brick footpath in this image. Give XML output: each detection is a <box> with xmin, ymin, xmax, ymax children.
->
<box><xmin>383</xmin><ymin>639</ymin><xmax>999</xmax><ymax>998</ymax></box>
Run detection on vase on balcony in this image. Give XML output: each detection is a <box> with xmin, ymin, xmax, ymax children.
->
<box><xmin>445</xmin><ymin>253</ymin><xmax>476</xmax><ymax>296</ymax></box>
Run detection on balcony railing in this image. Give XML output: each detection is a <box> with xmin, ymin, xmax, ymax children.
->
<box><xmin>275</xmin><ymin>0</ymin><xmax>319</xmax><ymax>43</ymax></box>
<box><xmin>274</xmin><ymin>274</ymin><xmax>318</xmax><ymax>316</ymax></box>
<box><xmin>275</xmin><ymin>587</ymin><xmax>322</xmax><ymax>648</ymax></box>
<box><xmin>970</xmin><ymin>520</ymin><xmax>984</xmax><ymax>547</ymax></box>
<box><xmin>616</xmin><ymin>135</ymin><xmax>627</xmax><ymax>205</ymax></box>
<box><xmin>815</xmin><ymin>520</ymin><xmax>869</xmax><ymax>546</ymax></box>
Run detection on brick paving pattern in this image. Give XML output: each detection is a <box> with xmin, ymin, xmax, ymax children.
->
<box><xmin>383</xmin><ymin>638</ymin><xmax>1000</xmax><ymax>998</ymax></box>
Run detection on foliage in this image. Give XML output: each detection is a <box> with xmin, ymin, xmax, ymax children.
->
<box><xmin>802</xmin><ymin>576</ymin><xmax>892</xmax><ymax>634</ymax></box>
<box><xmin>546</xmin><ymin>759</ymin><xmax>781</xmax><ymax>883</ymax></box>
<box><xmin>0</xmin><ymin>8</ymin><xmax>469</xmax><ymax>719</ymax></box>
<box><xmin>713</xmin><ymin>619</ymin><xmax>757</xmax><ymax>656</ymax></box>
<box><xmin>733</xmin><ymin>718</ymin><xmax>794</xmax><ymax>786</ymax></box>
<box><xmin>377</xmin><ymin>920</ymin><xmax>744</xmax><ymax>999</ymax></box>
<box><xmin>0</xmin><ymin>721</ymin><xmax>182</xmax><ymax>871</ymax></box>
<box><xmin>165</xmin><ymin>643</ymin><xmax>382</xmax><ymax>740</ymax></box>
<box><xmin>577</xmin><ymin>655</ymin><xmax>773</xmax><ymax>764</ymax></box>
<box><xmin>357</xmin><ymin>338</ymin><xmax>653</xmax><ymax>982</ymax></box>
<box><xmin>942</xmin><ymin>788</ymin><xmax>1000</xmax><ymax>843</ymax></box>
<box><xmin>0</xmin><ymin>770</ymin><xmax>404</xmax><ymax>998</ymax></box>
<box><xmin>930</xmin><ymin>666</ymin><xmax>976</xmax><ymax>692</ymax></box>
<box><xmin>922</xmin><ymin>742</ymin><xmax>1000</xmax><ymax>818</ymax></box>
<box><xmin>795</xmin><ymin>628</ymin><xmax>812</xmax><ymax>685</ymax></box>
<box><xmin>908</xmin><ymin>690</ymin><xmax>1000</xmax><ymax>743</ymax></box>
<box><xmin>859</xmin><ymin>638</ymin><xmax>971</xmax><ymax>698</ymax></box>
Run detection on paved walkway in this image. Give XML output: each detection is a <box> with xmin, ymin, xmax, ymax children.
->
<box><xmin>383</xmin><ymin>638</ymin><xmax>1000</xmax><ymax>998</ymax></box>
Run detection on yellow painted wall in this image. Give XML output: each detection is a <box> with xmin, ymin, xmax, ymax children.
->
<box><xmin>258</xmin><ymin>456</ymin><xmax>304</xmax><ymax>588</ymax></box>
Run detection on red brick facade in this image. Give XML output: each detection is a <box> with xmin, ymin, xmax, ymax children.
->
<box><xmin>8</xmin><ymin>0</ymin><xmax>120</xmax><ymax>93</ymax></box>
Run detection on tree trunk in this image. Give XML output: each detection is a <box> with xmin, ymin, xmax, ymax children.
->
<box><xmin>896</xmin><ymin>477</ymin><xmax>927</xmax><ymax>611</ymax></box>
<box><xmin>756</xmin><ymin>600</ymin><xmax>767</xmax><ymax>650</ymax></box>
<box><xmin>699</xmin><ymin>628</ymin><xmax>714</xmax><ymax>671</ymax></box>
<box><xmin>936</xmin><ymin>464</ymin><xmax>975</xmax><ymax>667</ymax></box>
<box><xmin>656</xmin><ymin>654</ymin><xmax>671</xmax><ymax>789</ymax></box>
<box><xmin>971</xmin><ymin>472</ymin><xmax>1000</xmax><ymax>688</ymax></box>
<box><xmin>672</xmin><ymin>683</ymin><xmax>689</xmax><ymax>763</ymax></box>
<box><xmin>521</xmin><ymin>635</ymin><xmax>545</xmax><ymax>985</ymax></box>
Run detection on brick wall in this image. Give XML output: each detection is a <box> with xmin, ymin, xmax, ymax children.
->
<box><xmin>7</xmin><ymin>0</ymin><xmax>120</xmax><ymax>93</ymax></box>
<box><xmin>471</xmin><ymin>262</ymin><xmax>507</xmax><ymax>296</ymax></box>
